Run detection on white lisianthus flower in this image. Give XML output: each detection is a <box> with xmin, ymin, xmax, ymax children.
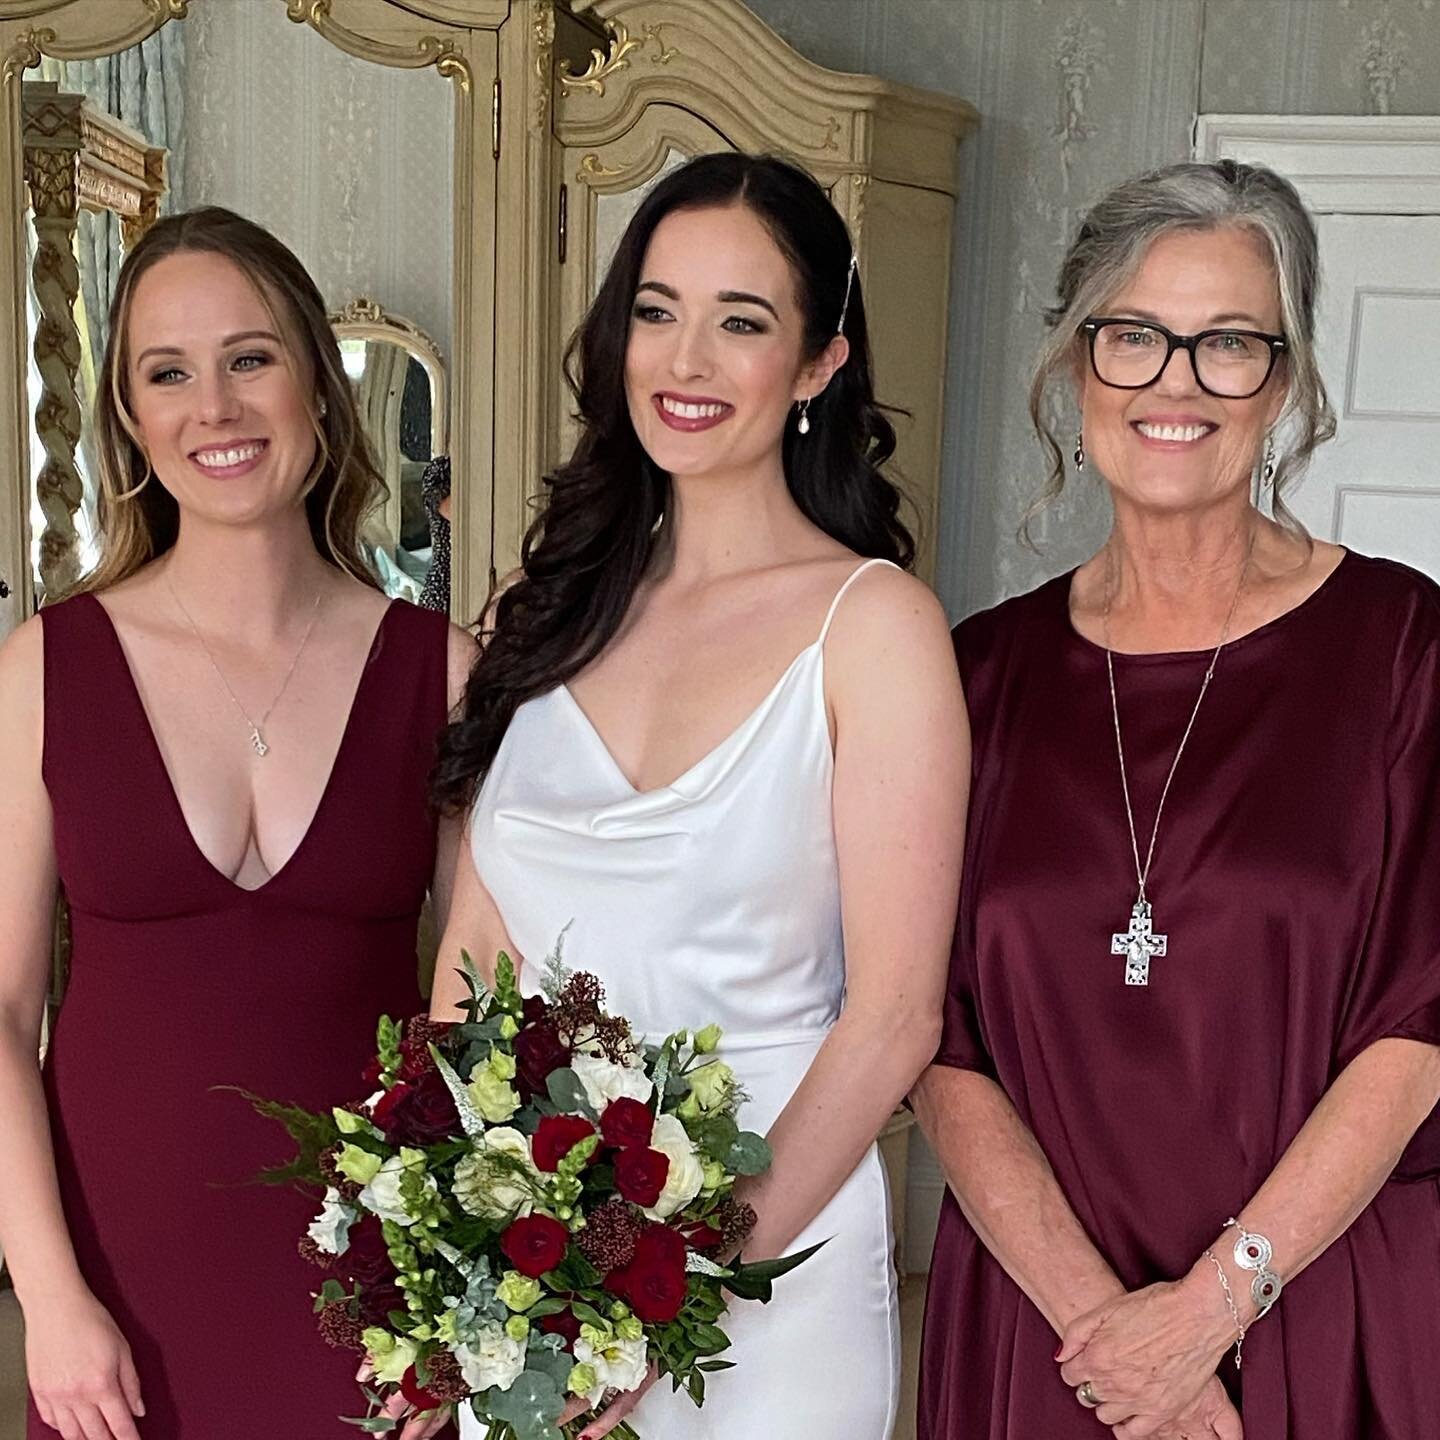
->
<box><xmin>360</xmin><ymin>1151</ymin><xmax>434</xmax><ymax>1227</ymax></box>
<box><xmin>455</xmin><ymin>1321</ymin><xmax>527</xmax><ymax>1394</ymax></box>
<box><xmin>643</xmin><ymin>1113</ymin><xmax>705</xmax><ymax>1219</ymax></box>
<box><xmin>571</xmin><ymin>1043</ymin><xmax>653</xmax><ymax>1111</ymax></box>
<box><xmin>453</xmin><ymin>1126</ymin><xmax>537</xmax><ymax>1220</ymax></box>
<box><xmin>306</xmin><ymin>1187</ymin><xmax>357</xmax><ymax>1255</ymax></box>
<box><xmin>572</xmin><ymin>1333</ymin><xmax>649</xmax><ymax>1405</ymax></box>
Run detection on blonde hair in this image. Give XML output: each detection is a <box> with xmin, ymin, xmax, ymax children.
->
<box><xmin>1026</xmin><ymin>160</ymin><xmax>1337</xmax><ymax>542</ymax></box>
<box><xmin>83</xmin><ymin>206</ymin><xmax>384</xmax><ymax>592</ymax></box>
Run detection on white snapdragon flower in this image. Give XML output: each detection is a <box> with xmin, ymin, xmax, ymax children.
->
<box><xmin>572</xmin><ymin>1333</ymin><xmax>649</xmax><ymax>1405</ymax></box>
<box><xmin>571</xmin><ymin>1042</ymin><xmax>653</xmax><ymax>1111</ymax></box>
<box><xmin>643</xmin><ymin>1113</ymin><xmax>705</xmax><ymax>1219</ymax></box>
<box><xmin>306</xmin><ymin>1187</ymin><xmax>358</xmax><ymax>1255</ymax></box>
<box><xmin>453</xmin><ymin>1126</ymin><xmax>537</xmax><ymax>1220</ymax></box>
<box><xmin>360</xmin><ymin>1151</ymin><xmax>434</xmax><ymax>1227</ymax></box>
<box><xmin>455</xmin><ymin>1322</ymin><xmax>527</xmax><ymax>1394</ymax></box>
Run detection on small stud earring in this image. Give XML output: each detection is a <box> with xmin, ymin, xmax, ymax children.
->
<box><xmin>797</xmin><ymin>397</ymin><xmax>812</xmax><ymax>436</ymax></box>
<box><xmin>1261</xmin><ymin>433</ymin><xmax>1276</xmax><ymax>486</ymax></box>
<box><xmin>1073</xmin><ymin>428</ymin><xmax>1085</xmax><ymax>471</ymax></box>
<box><xmin>317</xmin><ymin>397</ymin><xmax>328</xmax><ymax>418</ymax></box>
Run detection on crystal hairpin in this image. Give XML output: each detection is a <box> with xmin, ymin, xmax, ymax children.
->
<box><xmin>837</xmin><ymin>252</ymin><xmax>858</xmax><ymax>335</ymax></box>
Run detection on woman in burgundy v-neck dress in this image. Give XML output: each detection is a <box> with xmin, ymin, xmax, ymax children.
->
<box><xmin>0</xmin><ymin>210</ymin><xmax>467</xmax><ymax>1438</ymax></box>
<box><xmin>915</xmin><ymin>162</ymin><xmax>1440</xmax><ymax>1440</ymax></box>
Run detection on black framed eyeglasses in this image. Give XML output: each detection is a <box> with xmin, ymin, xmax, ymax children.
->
<box><xmin>1080</xmin><ymin>317</ymin><xmax>1287</xmax><ymax>400</ymax></box>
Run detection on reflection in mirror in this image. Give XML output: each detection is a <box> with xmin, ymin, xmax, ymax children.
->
<box><xmin>18</xmin><ymin>1</ymin><xmax>453</xmax><ymax>609</ymax></box>
<box><xmin>332</xmin><ymin>297</ymin><xmax>448</xmax><ymax>604</ymax></box>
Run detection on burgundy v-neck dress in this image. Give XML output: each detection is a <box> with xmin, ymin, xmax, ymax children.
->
<box><xmin>32</xmin><ymin>593</ymin><xmax>449</xmax><ymax>1438</ymax></box>
<box><xmin>920</xmin><ymin>552</ymin><xmax>1440</xmax><ymax>1440</ymax></box>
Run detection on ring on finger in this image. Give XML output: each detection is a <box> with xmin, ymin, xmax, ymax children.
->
<box><xmin>1076</xmin><ymin>1380</ymin><xmax>1101</xmax><ymax>1408</ymax></box>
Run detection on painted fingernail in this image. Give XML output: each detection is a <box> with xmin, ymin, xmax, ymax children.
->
<box><xmin>1053</xmin><ymin>1344</ymin><xmax>1064</xmax><ymax>1360</ymax></box>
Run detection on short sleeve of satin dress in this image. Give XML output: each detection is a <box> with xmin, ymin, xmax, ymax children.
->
<box><xmin>921</xmin><ymin>551</ymin><xmax>1440</xmax><ymax>1440</ymax></box>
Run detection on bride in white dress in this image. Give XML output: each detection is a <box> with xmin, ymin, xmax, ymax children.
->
<box><xmin>415</xmin><ymin>153</ymin><xmax>967</xmax><ymax>1440</ymax></box>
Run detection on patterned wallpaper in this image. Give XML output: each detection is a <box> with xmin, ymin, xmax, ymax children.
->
<box><xmin>745</xmin><ymin>0</ymin><xmax>1440</xmax><ymax>619</ymax></box>
<box><xmin>180</xmin><ymin>0</ymin><xmax>454</xmax><ymax>367</ymax></box>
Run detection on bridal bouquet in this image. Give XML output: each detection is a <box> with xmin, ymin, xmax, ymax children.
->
<box><xmin>251</xmin><ymin>947</ymin><xmax>818</xmax><ymax>1438</ymax></box>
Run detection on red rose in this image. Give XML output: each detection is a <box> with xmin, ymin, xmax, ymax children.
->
<box><xmin>679</xmin><ymin>1219</ymin><xmax>725</xmax><ymax>1250</ymax></box>
<box><xmin>400</xmin><ymin>1364</ymin><xmax>445</xmax><ymax>1410</ymax></box>
<box><xmin>613</xmin><ymin>1145</ymin><xmax>670</xmax><ymax>1208</ymax></box>
<box><xmin>500</xmin><ymin>1214</ymin><xmax>570</xmax><ymax>1278</ymax></box>
<box><xmin>633</xmin><ymin>1222</ymin><xmax>687</xmax><ymax>1268</ymax></box>
<box><xmin>514</xmin><ymin>1020</ymin><xmax>572</xmax><ymax>1099</ymax></box>
<box><xmin>600</xmin><ymin>1097</ymin><xmax>654</xmax><ymax>1149</ymax></box>
<box><xmin>606</xmin><ymin>1229</ymin><xmax>688</xmax><ymax>1323</ymax></box>
<box><xmin>522</xmin><ymin>994</ymin><xmax>550</xmax><ymax>1025</ymax></box>
<box><xmin>337</xmin><ymin>1216</ymin><xmax>395</xmax><ymax>1287</ymax></box>
<box><xmin>540</xmin><ymin>1307</ymin><xmax>583</xmax><ymax>1351</ymax></box>
<box><xmin>370</xmin><ymin>1067</ymin><xmax>459</xmax><ymax>1145</ymax></box>
<box><xmin>532</xmin><ymin>1114</ymin><xmax>597</xmax><ymax>1172</ymax></box>
<box><xmin>358</xmin><ymin>1277</ymin><xmax>406</xmax><ymax>1328</ymax></box>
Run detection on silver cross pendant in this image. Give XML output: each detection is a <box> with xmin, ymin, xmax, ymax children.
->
<box><xmin>1111</xmin><ymin>897</ymin><xmax>1167</xmax><ymax>986</ymax></box>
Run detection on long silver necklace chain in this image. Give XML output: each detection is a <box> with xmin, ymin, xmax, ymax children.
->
<box><xmin>166</xmin><ymin>574</ymin><xmax>324</xmax><ymax>758</ymax></box>
<box><xmin>1103</xmin><ymin>539</ymin><xmax>1252</xmax><ymax>985</ymax></box>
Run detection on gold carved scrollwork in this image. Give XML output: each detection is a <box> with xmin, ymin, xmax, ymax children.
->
<box><xmin>286</xmin><ymin>1</ymin><xmax>472</xmax><ymax>94</ymax></box>
<box><xmin>142</xmin><ymin>0</ymin><xmax>191</xmax><ymax>19</ymax></box>
<box><xmin>532</xmin><ymin>0</ymin><xmax>556</xmax><ymax>129</ymax></box>
<box><xmin>642</xmin><ymin>24</ymin><xmax>677</xmax><ymax>65</ymax></box>
<box><xmin>576</xmin><ymin>152</ymin><xmax>623</xmax><ymax>184</ymax></box>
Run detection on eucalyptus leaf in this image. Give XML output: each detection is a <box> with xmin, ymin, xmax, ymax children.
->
<box><xmin>486</xmin><ymin>1370</ymin><xmax>565</xmax><ymax>1440</ymax></box>
<box><xmin>724</xmin><ymin>1131</ymin><xmax>771</xmax><ymax>1177</ymax></box>
<box><xmin>545</xmin><ymin>1068</ymin><xmax>596</xmax><ymax>1119</ymax></box>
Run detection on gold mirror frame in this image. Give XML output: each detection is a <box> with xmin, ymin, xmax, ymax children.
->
<box><xmin>331</xmin><ymin>294</ymin><xmax>448</xmax><ymax>461</ymax></box>
<box><xmin>0</xmin><ymin>0</ymin><xmax>503</xmax><ymax>629</ymax></box>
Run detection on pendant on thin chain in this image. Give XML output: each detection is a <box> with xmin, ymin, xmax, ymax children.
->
<box><xmin>1111</xmin><ymin>897</ymin><xmax>1167</xmax><ymax>986</ymax></box>
<box><xmin>250</xmin><ymin>727</ymin><xmax>269</xmax><ymax>758</ymax></box>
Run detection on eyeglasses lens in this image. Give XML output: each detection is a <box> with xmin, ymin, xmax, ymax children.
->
<box><xmin>1091</xmin><ymin>322</ymin><xmax>1271</xmax><ymax>397</ymax></box>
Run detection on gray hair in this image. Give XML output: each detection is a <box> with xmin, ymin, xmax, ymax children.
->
<box><xmin>1026</xmin><ymin>159</ymin><xmax>1336</xmax><ymax>538</ymax></box>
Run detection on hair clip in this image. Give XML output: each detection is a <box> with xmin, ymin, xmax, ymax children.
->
<box><xmin>837</xmin><ymin>253</ymin><xmax>858</xmax><ymax>335</ymax></box>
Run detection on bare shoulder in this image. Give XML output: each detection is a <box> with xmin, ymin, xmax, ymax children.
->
<box><xmin>0</xmin><ymin>613</ymin><xmax>45</xmax><ymax>696</ymax></box>
<box><xmin>824</xmin><ymin>563</ymin><xmax>952</xmax><ymax>665</ymax></box>
<box><xmin>0</xmin><ymin>614</ymin><xmax>45</xmax><ymax>760</ymax></box>
<box><xmin>446</xmin><ymin>619</ymin><xmax>479</xmax><ymax>710</ymax></box>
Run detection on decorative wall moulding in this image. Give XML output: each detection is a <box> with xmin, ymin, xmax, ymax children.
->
<box><xmin>1195</xmin><ymin>114</ymin><xmax>1440</xmax><ymax>215</ymax></box>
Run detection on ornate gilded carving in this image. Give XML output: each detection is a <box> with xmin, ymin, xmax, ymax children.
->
<box><xmin>641</xmin><ymin>23</ymin><xmax>676</xmax><ymax>66</ymax></box>
<box><xmin>286</xmin><ymin>0</ymin><xmax>473</xmax><ymax>94</ymax></box>
<box><xmin>532</xmin><ymin>0</ymin><xmax>556</xmax><ymax>129</ymax></box>
<box><xmin>576</xmin><ymin>151</ymin><xmax>623</xmax><ymax>184</ymax></box>
<box><xmin>558</xmin><ymin>18</ymin><xmax>642</xmax><ymax>98</ymax></box>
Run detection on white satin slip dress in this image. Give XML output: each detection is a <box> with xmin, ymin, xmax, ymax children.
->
<box><xmin>461</xmin><ymin>557</ymin><xmax>901</xmax><ymax>1439</ymax></box>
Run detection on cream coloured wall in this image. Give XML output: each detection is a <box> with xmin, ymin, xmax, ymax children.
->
<box><xmin>180</xmin><ymin>0</ymin><xmax>454</xmax><ymax>367</ymax></box>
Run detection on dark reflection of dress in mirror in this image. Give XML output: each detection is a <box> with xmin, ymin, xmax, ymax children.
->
<box><xmin>417</xmin><ymin>456</ymin><xmax>451</xmax><ymax>614</ymax></box>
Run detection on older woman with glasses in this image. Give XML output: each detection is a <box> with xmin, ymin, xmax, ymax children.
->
<box><xmin>915</xmin><ymin>160</ymin><xmax>1440</xmax><ymax>1440</ymax></box>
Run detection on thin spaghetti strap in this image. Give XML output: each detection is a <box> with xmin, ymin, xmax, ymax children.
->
<box><xmin>816</xmin><ymin>557</ymin><xmax>899</xmax><ymax>646</ymax></box>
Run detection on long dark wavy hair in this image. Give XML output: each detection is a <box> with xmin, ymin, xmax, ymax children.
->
<box><xmin>433</xmin><ymin>152</ymin><xmax>912</xmax><ymax>812</ymax></box>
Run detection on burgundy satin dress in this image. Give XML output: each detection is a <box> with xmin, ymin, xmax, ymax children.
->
<box><xmin>32</xmin><ymin>593</ymin><xmax>447</xmax><ymax>1437</ymax></box>
<box><xmin>921</xmin><ymin>552</ymin><xmax>1440</xmax><ymax>1440</ymax></box>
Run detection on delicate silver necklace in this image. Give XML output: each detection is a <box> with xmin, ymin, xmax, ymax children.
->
<box><xmin>1103</xmin><ymin>541</ymin><xmax>1251</xmax><ymax>985</ymax></box>
<box><xmin>166</xmin><ymin>573</ymin><xmax>324</xmax><ymax>758</ymax></box>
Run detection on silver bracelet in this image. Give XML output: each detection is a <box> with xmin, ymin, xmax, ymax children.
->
<box><xmin>1201</xmin><ymin>1248</ymin><xmax>1246</xmax><ymax>1370</ymax></box>
<box><xmin>1225</xmin><ymin>1216</ymin><xmax>1283</xmax><ymax>1317</ymax></box>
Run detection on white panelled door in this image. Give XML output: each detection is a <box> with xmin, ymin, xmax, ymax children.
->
<box><xmin>1296</xmin><ymin>214</ymin><xmax>1440</xmax><ymax>579</ymax></box>
<box><xmin>1196</xmin><ymin>115</ymin><xmax>1440</xmax><ymax>584</ymax></box>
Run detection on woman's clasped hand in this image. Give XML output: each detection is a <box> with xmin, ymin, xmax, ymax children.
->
<box><xmin>1056</xmin><ymin>1274</ymin><xmax>1244</xmax><ymax>1438</ymax></box>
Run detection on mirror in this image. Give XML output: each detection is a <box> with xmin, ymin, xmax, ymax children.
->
<box><xmin>332</xmin><ymin>296</ymin><xmax>448</xmax><ymax>604</ymax></box>
<box><xmin>11</xmin><ymin>0</ymin><xmax>458</xmax><ymax>613</ymax></box>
